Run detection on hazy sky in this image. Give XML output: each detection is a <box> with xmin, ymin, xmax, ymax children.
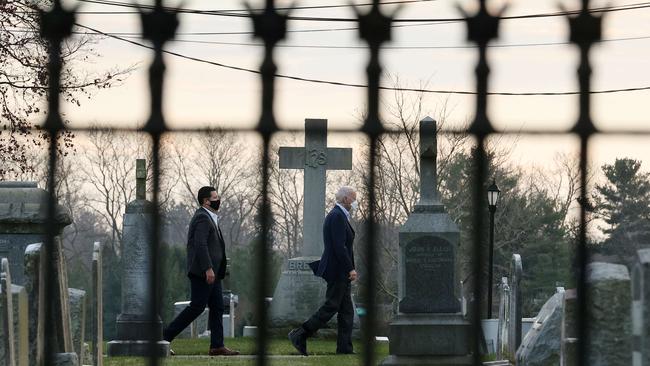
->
<box><xmin>54</xmin><ymin>0</ymin><xmax>650</xmax><ymax>170</ymax></box>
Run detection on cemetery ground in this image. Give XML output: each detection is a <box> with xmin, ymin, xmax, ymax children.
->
<box><xmin>104</xmin><ymin>337</ymin><xmax>389</xmax><ymax>365</ymax></box>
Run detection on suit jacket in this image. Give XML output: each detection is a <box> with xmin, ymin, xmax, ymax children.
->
<box><xmin>310</xmin><ymin>205</ymin><xmax>355</xmax><ymax>282</ymax></box>
<box><xmin>186</xmin><ymin>207</ymin><xmax>227</xmax><ymax>279</ymax></box>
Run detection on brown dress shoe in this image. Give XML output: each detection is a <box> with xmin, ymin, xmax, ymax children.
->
<box><xmin>209</xmin><ymin>347</ymin><xmax>240</xmax><ymax>356</ymax></box>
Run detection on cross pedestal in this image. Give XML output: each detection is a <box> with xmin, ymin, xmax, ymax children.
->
<box><xmin>269</xmin><ymin>119</ymin><xmax>359</xmax><ymax>330</ymax></box>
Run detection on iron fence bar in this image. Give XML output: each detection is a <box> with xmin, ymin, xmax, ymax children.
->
<box><xmin>566</xmin><ymin>1</ymin><xmax>601</xmax><ymax>365</ymax></box>
<box><xmin>357</xmin><ymin>2</ymin><xmax>393</xmax><ymax>365</ymax></box>
<box><xmin>462</xmin><ymin>0</ymin><xmax>502</xmax><ymax>363</ymax></box>
<box><xmin>140</xmin><ymin>1</ymin><xmax>178</xmax><ymax>365</ymax></box>
<box><xmin>250</xmin><ymin>1</ymin><xmax>286</xmax><ymax>364</ymax></box>
<box><xmin>39</xmin><ymin>1</ymin><xmax>76</xmax><ymax>365</ymax></box>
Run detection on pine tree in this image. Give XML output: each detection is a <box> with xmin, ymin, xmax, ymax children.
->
<box><xmin>593</xmin><ymin>158</ymin><xmax>650</xmax><ymax>264</ymax></box>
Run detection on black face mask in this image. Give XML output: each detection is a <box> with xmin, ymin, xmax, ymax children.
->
<box><xmin>209</xmin><ymin>199</ymin><xmax>221</xmax><ymax>211</ymax></box>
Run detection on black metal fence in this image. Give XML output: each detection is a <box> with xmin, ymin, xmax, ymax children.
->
<box><xmin>35</xmin><ymin>0</ymin><xmax>617</xmax><ymax>365</ymax></box>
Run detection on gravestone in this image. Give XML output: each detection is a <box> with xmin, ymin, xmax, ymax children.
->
<box><xmin>92</xmin><ymin>242</ymin><xmax>103</xmax><ymax>366</ymax></box>
<box><xmin>508</xmin><ymin>254</ymin><xmax>522</xmax><ymax>356</ymax></box>
<box><xmin>586</xmin><ymin>262</ymin><xmax>631</xmax><ymax>366</ymax></box>
<box><xmin>172</xmin><ymin>301</ymin><xmax>206</xmax><ymax>338</ymax></box>
<box><xmin>23</xmin><ymin>241</ymin><xmax>75</xmax><ymax>365</ymax></box>
<box><xmin>10</xmin><ymin>285</ymin><xmax>27</xmax><ymax>366</ymax></box>
<box><xmin>68</xmin><ymin>288</ymin><xmax>86</xmax><ymax>365</ymax></box>
<box><xmin>516</xmin><ymin>289</ymin><xmax>565</xmax><ymax>366</ymax></box>
<box><xmin>633</xmin><ymin>248</ymin><xmax>650</xmax><ymax>366</ymax></box>
<box><xmin>560</xmin><ymin>289</ymin><xmax>577</xmax><ymax>366</ymax></box>
<box><xmin>382</xmin><ymin>117</ymin><xmax>472</xmax><ymax>366</ymax></box>
<box><xmin>0</xmin><ymin>182</ymin><xmax>71</xmax><ymax>286</ymax></box>
<box><xmin>496</xmin><ymin>277</ymin><xmax>510</xmax><ymax>359</ymax></box>
<box><xmin>269</xmin><ymin>118</ymin><xmax>356</xmax><ymax>328</ymax></box>
<box><xmin>23</xmin><ymin>244</ymin><xmax>43</xmax><ymax>366</ymax></box>
<box><xmin>107</xmin><ymin>159</ymin><xmax>170</xmax><ymax>357</ymax></box>
<box><xmin>1</xmin><ymin>258</ymin><xmax>16</xmax><ymax>366</ymax></box>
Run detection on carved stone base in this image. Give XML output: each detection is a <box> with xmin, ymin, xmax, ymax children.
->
<box><xmin>269</xmin><ymin>257</ymin><xmax>360</xmax><ymax>329</ymax></box>
<box><xmin>106</xmin><ymin>341</ymin><xmax>169</xmax><ymax>357</ymax></box>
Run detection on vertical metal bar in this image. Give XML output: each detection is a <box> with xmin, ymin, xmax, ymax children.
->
<box><xmin>140</xmin><ymin>2</ymin><xmax>177</xmax><ymax>365</ymax></box>
<box><xmin>356</xmin><ymin>2</ymin><xmax>393</xmax><ymax>365</ymax></box>
<box><xmin>460</xmin><ymin>1</ymin><xmax>502</xmax><ymax>363</ymax></box>
<box><xmin>249</xmin><ymin>2</ymin><xmax>286</xmax><ymax>365</ymax></box>
<box><xmin>38</xmin><ymin>2</ymin><xmax>75</xmax><ymax>365</ymax></box>
<box><xmin>566</xmin><ymin>4</ymin><xmax>601</xmax><ymax>365</ymax></box>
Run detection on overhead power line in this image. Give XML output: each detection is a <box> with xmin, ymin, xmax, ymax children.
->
<box><xmin>127</xmin><ymin>34</ymin><xmax>650</xmax><ymax>50</ymax></box>
<box><xmin>7</xmin><ymin>26</ymin><xmax>650</xmax><ymax>49</ymax></box>
<box><xmin>74</xmin><ymin>0</ymin><xmax>650</xmax><ymax>23</ymax></box>
<box><xmin>74</xmin><ymin>22</ymin><xmax>650</xmax><ymax>97</ymax></box>
<box><xmin>14</xmin><ymin>0</ymin><xmax>437</xmax><ymax>14</ymax></box>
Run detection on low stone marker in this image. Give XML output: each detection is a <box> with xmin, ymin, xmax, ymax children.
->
<box><xmin>68</xmin><ymin>289</ymin><xmax>86</xmax><ymax>364</ymax></box>
<box><xmin>633</xmin><ymin>248</ymin><xmax>650</xmax><ymax>366</ymax></box>
<box><xmin>10</xmin><ymin>285</ymin><xmax>27</xmax><ymax>366</ymax></box>
<box><xmin>1</xmin><ymin>258</ymin><xmax>16</xmax><ymax>366</ymax></box>
<box><xmin>515</xmin><ymin>289</ymin><xmax>565</xmax><ymax>366</ymax></box>
<box><xmin>560</xmin><ymin>289</ymin><xmax>577</xmax><ymax>366</ymax></box>
<box><xmin>508</xmin><ymin>254</ymin><xmax>522</xmax><ymax>357</ymax></box>
<box><xmin>496</xmin><ymin>277</ymin><xmax>510</xmax><ymax>359</ymax></box>
<box><xmin>92</xmin><ymin>242</ymin><xmax>103</xmax><ymax>366</ymax></box>
<box><xmin>586</xmin><ymin>262</ymin><xmax>631</xmax><ymax>366</ymax></box>
<box><xmin>24</xmin><ymin>244</ymin><xmax>43</xmax><ymax>366</ymax></box>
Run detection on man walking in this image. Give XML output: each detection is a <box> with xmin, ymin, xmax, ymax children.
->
<box><xmin>289</xmin><ymin>186</ymin><xmax>358</xmax><ymax>356</ymax></box>
<box><xmin>163</xmin><ymin>186</ymin><xmax>240</xmax><ymax>356</ymax></box>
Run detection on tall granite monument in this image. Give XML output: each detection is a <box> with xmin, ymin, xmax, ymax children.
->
<box><xmin>382</xmin><ymin>117</ymin><xmax>472</xmax><ymax>366</ymax></box>
<box><xmin>269</xmin><ymin>119</ymin><xmax>356</xmax><ymax>327</ymax></box>
<box><xmin>107</xmin><ymin>159</ymin><xmax>170</xmax><ymax>356</ymax></box>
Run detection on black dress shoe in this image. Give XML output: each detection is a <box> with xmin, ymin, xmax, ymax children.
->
<box><xmin>288</xmin><ymin>328</ymin><xmax>308</xmax><ymax>356</ymax></box>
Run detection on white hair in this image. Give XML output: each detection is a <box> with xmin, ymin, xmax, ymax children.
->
<box><xmin>335</xmin><ymin>186</ymin><xmax>356</xmax><ymax>203</ymax></box>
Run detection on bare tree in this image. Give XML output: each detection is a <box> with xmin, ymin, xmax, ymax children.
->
<box><xmin>80</xmin><ymin>129</ymin><xmax>175</xmax><ymax>253</ymax></box>
<box><xmin>0</xmin><ymin>0</ymin><xmax>133</xmax><ymax>176</ymax></box>
<box><xmin>169</xmin><ymin>132</ymin><xmax>260</xmax><ymax>248</ymax></box>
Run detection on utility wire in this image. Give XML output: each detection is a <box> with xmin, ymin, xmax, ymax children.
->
<box><xmin>126</xmin><ymin>34</ymin><xmax>650</xmax><ymax>49</ymax></box>
<box><xmin>74</xmin><ymin>0</ymin><xmax>650</xmax><ymax>23</ymax></box>
<box><xmin>74</xmin><ymin>22</ymin><xmax>650</xmax><ymax>96</ymax></box>
<box><xmin>13</xmin><ymin>0</ymin><xmax>437</xmax><ymax>14</ymax></box>
<box><xmin>6</xmin><ymin>26</ymin><xmax>650</xmax><ymax>50</ymax></box>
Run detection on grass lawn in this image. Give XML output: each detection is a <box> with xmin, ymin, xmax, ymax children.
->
<box><xmin>105</xmin><ymin>337</ymin><xmax>389</xmax><ymax>366</ymax></box>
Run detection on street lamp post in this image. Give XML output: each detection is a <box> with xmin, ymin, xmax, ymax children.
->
<box><xmin>487</xmin><ymin>180</ymin><xmax>500</xmax><ymax>319</ymax></box>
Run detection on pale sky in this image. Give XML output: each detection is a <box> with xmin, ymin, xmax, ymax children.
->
<box><xmin>54</xmin><ymin>0</ymin><xmax>650</xmax><ymax>170</ymax></box>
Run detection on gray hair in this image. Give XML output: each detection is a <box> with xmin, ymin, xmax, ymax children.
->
<box><xmin>335</xmin><ymin>186</ymin><xmax>356</xmax><ymax>203</ymax></box>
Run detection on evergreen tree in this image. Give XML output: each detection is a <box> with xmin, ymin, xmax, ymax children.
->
<box><xmin>593</xmin><ymin>158</ymin><xmax>650</xmax><ymax>264</ymax></box>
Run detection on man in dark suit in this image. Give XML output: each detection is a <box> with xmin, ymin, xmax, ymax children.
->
<box><xmin>163</xmin><ymin>186</ymin><xmax>239</xmax><ymax>356</ymax></box>
<box><xmin>289</xmin><ymin>186</ymin><xmax>358</xmax><ymax>356</ymax></box>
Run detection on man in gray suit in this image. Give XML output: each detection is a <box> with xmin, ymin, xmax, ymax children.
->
<box><xmin>163</xmin><ymin>186</ymin><xmax>239</xmax><ymax>356</ymax></box>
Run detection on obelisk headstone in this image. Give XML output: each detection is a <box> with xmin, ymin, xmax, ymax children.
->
<box><xmin>269</xmin><ymin>119</ymin><xmax>357</xmax><ymax>328</ymax></box>
<box><xmin>107</xmin><ymin>159</ymin><xmax>169</xmax><ymax>357</ymax></box>
<box><xmin>382</xmin><ymin>117</ymin><xmax>472</xmax><ymax>366</ymax></box>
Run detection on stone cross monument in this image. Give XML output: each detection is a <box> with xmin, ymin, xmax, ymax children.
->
<box><xmin>107</xmin><ymin>159</ymin><xmax>169</xmax><ymax>357</ymax></box>
<box><xmin>382</xmin><ymin>117</ymin><xmax>472</xmax><ymax>366</ymax></box>
<box><xmin>278</xmin><ymin>118</ymin><xmax>352</xmax><ymax>257</ymax></box>
<box><xmin>269</xmin><ymin>118</ymin><xmax>357</xmax><ymax>327</ymax></box>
